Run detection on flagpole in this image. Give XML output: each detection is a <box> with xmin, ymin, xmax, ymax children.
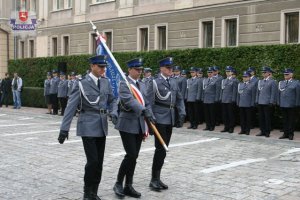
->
<box><xmin>89</xmin><ymin>20</ymin><xmax>169</xmax><ymax>152</ymax></box>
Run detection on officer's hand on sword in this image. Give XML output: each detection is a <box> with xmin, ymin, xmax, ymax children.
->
<box><xmin>142</xmin><ymin>109</ymin><xmax>156</xmax><ymax>124</ymax></box>
<box><xmin>58</xmin><ymin>130</ymin><xmax>69</xmax><ymax>144</ymax></box>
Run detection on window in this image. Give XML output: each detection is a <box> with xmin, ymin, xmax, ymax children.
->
<box><xmin>94</xmin><ymin>0</ymin><xmax>115</xmax><ymax>3</ymax></box>
<box><xmin>199</xmin><ymin>19</ymin><xmax>215</xmax><ymax>48</ymax></box>
<box><xmin>29</xmin><ymin>40</ymin><xmax>34</xmax><ymax>58</ymax></box>
<box><xmin>68</xmin><ymin>0</ymin><xmax>72</xmax><ymax>8</ymax></box>
<box><xmin>137</xmin><ymin>26</ymin><xmax>149</xmax><ymax>51</ymax></box>
<box><xmin>222</xmin><ymin>16</ymin><xmax>239</xmax><ymax>47</ymax></box>
<box><xmin>52</xmin><ymin>37</ymin><xmax>58</xmax><ymax>56</ymax></box>
<box><xmin>29</xmin><ymin>0</ymin><xmax>36</xmax><ymax>11</ymax></box>
<box><xmin>155</xmin><ymin>24</ymin><xmax>167</xmax><ymax>50</ymax></box>
<box><xmin>53</xmin><ymin>0</ymin><xmax>72</xmax><ymax>10</ymax></box>
<box><xmin>90</xmin><ymin>33</ymin><xmax>98</xmax><ymax>54</ymax></box>
<box><xmin>285</xmin><ymin>12</ymin><xmax>299</xmax><ymax>43</ymax></box>
<box><xmin>57</xmin><ymin>0</ymin><xmax>64</xmax><ymax>10</ymax></box>
<box><xmin>20</xmin><ymin>41</ymin><xmax>25</xmax><ymax>58</ymax></box>
<box><xmin>104</xmin><ymin>31</ymin><xmax>113</xmax><ymax>51</ymax></box>
<box><xmin>62</xmin><ymin>36</ymin><xmax>69</xmax><ymax>55</ymax></box>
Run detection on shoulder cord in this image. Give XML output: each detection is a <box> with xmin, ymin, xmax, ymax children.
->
<box><xmin>78</xmin><ymin>81</ymin><xmax>100</xmax><ymax>105</ymax></box>
<box><xmin>153</xmin><ymin>79</ymin><xmax>171</xmax><ymax>100</ymax></box>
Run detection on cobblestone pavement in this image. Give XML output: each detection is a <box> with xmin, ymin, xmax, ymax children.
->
<box><xmin>0</xmin><ymin>106</ymin><xmax>300</xmax><ymax>200</ymax></box>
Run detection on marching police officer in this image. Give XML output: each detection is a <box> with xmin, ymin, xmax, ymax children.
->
<box><xmin>58</xmin><ymin>55</ymin><xmax>118</xmax><ymax>200</ymax></box>
<box><xmin>49</xmin><ymin>69</ymin><xmax>60</xmax><ymax>115</ymax></box>
<box><xmin>44</xmin><ymin>72</ymin><xmax>52</xmax><ymax>114</ymax></box>
<box><xmin>220</xmin><ymin>66</ymin><xmax>238</xmax><ymax>133</ymax></box>
<box><xmin>186</xmin><ymin>67</ymin><xmax>200</xmax><ymax>129</ymax></box>
<box><xmin>237</xmin><ymin>71</ymin><xmax>256</xmax><ymax>135</ymax></box>
<box><xmin>57</xmin><ymin>72</ymin><xmax>69</xmax><ymax>116</ymax></box>
<box><xmin>202</xmin><ymin>67</ymin><xmax>220</xmax><ymax>131</ymax></box>
<box><xmin>256</xmin><ymin>67</ymin><xmax>278</xmax><ymax>137</ymax></box>
<box><xmin>278</xmin><ymin>68</ymin><xmax>300</xmax><ymax>140</ymax></box>
<box><xmin>147</xmin><ymin>57</ymin><xmax>186</xmax><ymax>191</ymax></box>
<box><xmin>113</xmin><ymin>58</ymin><xmax>155</xmax><ymax>198</ymax></box>
<box><xmin>173</xmin><ymin>66</ymin><xmax>187</xmax><ymax>128</ymax></box>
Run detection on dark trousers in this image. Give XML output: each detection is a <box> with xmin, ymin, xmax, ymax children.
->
<box><xmin>184</xmin><ymin>100</ymin><xmax>188</xmax><ymax>122</ymax></box>
<box><xmin>258</xmin><ymin>105</ymin><xmax>272</xmax><ymax>134</ymax></box>
<box><xmin>239</xmin><ymin>107</ymin><xmax>252</xmax><ymax>133</ymax></box>
<box><xmin>0</xmin><ymin>92</ymin><xmax>9</xmax><ymax>107</ymax></box>
<box><xmin>222</xmin><ymin>103</ymin><xmax>235</xmax><ymax>130</ymax></box>
<box><xmin>250</xmin><ymin>106</ymin><xmax>257</xmax><ymax>128</ymax></box>
<box><xmin>152</xmin><ymin>123</ymin><xmax>173</xmax><ymax>171</ymax></box>
<box><xmin>59</xmin><ymin>97</ymin><xmax>68</xmax><ymax>116</ymax></box>
<box><xmin>281</xmin><ymin>107</ymin><xmax>296</xmax><ymax>137</ymax></box>
<box><xmin>197</xmin><ymin>100</ymin><xmax>204</xmax><ymax>124</ymax></box>
<box><xmin>50</xmin><ymin>94</ymin><xmax>59</xmax><ymax>114</ymax></box>
<box><xmin>82</xmin><ymin>136</ymin><xmax>106</xmax><ymax>187</ymax></box>
<box><xmin>204</xmin><ymin>103</ymin><xmax>216</xmax><ymax>129</ymax></box>
<box><xmin>215</xmin><ymin>102</ymin><xmax>222</xmax><ymax>125</ymax></box>
<box><xmin>174</xmin><ymin>107</ymin><xmax>180</xmax><ymax>127</ymax></box>
<box><xmin>117</xmin><ymin>132</ymin><xmax>143</xmax><ymax>184</ymax></box>
<box><xmin>187</xmin><ymin>101</ymin><xmax>198</xmax><ymax>126</ymax></box>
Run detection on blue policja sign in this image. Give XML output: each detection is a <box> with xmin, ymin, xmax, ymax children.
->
<box><xmin>9</xmin><ymin>10</ymin><xmax>37</xmax><ymax>36</ymax></box>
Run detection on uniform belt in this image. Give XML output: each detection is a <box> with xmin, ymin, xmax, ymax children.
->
<box><xmin>155</xmin><ymin>102</ymin><xmax>175</xmax><ymax>109</ymax></box>
<box><xmin>81</xmin><ymin>109</ymin><xmax>107</xmax><ymax>114</ymax></box>
<box><xmin>120</xmin><ymin>108</ymin><xmax>134</xmax><ymax>113</ymax></box>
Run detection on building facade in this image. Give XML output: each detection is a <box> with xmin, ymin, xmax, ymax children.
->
<box><xmin>1</xmin><ymin>0</ymin><xmax>300</xmax><ymax>76</ymax></box>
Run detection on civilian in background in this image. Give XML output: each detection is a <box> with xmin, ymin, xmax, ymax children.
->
<box><xmin>11</xmin><ymin>73</ymin><xmax>22</xmax><ymax>109</ymax></box>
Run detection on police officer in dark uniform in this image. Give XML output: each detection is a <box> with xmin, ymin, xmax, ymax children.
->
<box><xmin>49</xmin><ymin>69</ymin><xmax>60</xmax><ymax>115</ymax></box>
<box><xmin>278</xmin><ymin>68</ymin><xmax>300</xmax><ymax>140</ymax></box>
<box><xmin>256</xmin><ymin>67</ymin><xmax>278</xmax><ymax>137</ymax></box>
<box><xmin>147</xmin><ymin>57</ymin><xmax>186</xmax><ymax>191</ymax></box>
<box><xmin>173</xmin><ymin>66</ymin><xmax>186</xmax><ymax>128</ymax></box>
<box><xmin>196</xmin><ymin>68</ymin><xmax>205</xmax><ymax>124</ymax></box>
<box><xmin>68</xmin><ymin>72</ymin><xmax>77</xmax><ymax>97</ymax></box>
<box><xmin>58</xmin><ymin>55</ymin><xmax>118</xmax><ymax>200</ymax></box>
<box><xmin>247</xmin><ymin>67</ymin><xmax>259</xmax><ymax>128</ymax></box>
<box><xmin>220</xmin><ymin>66</ymin><xmax>238</xmax><ymax>133</ymax></box>
<box><xmin>186</xmin><ymin>67</ymin><xmax>200</xmax><ymax>129</ymax></box>
<box><xmin>57</xmin><ymin>72</ymin><xmax>69</xmax><ymax>116</ymax></box>
<box><xmin>237</xmin><ymin>71</ymin><xmax>256</xmax><ymax>135</ymax></box>
<box><xmin>202</xmin><ymin>67</ymin><xmax>220</xmax><ymax>131</ymax></box>
<box><xmin>213</xmin><ymin>66</ymin><xmax>223</xmax><ymax>126</ymax></box>
<box><xmin>113</xmin><ymin>58</ymin><xmax>155</xmax><ymax>198</ymax></box>
<box><xmin>44</xmin><ymin>72</ymin><xmax>52</xmax><ymax>114</ymax></box>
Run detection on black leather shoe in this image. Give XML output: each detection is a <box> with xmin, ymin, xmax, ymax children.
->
<box><xmin>83</xmin><ymin>186</ymin><xmax>96</xmax><ymax>200</ymax></box>
<box><xmin>149</xmin><ymin>180</ymin><xmax>162</xmax><ymax>191</ymax></box>
<box><xmin>265</xmin><ymin>133</ymin><xmax>270</xmax><ymax>138</ymax></box>
<box><xmin>228</xmin><ymin>128</ymin><xmax>234</xmax><ymax>133</ymax></box>
<box><xmin>158</xmin><ymin>180</ymin><xmax>168</xmax><ymax>190</ymax></box>
<box><xmin>113</xmin><ymin>182</ymin><xmax>125</xmax><ymax>198</ymax></box>
<box><xmin>256</xmin><ymin>133</ymin><xmax>265</xmax><ymax>136</ymax></box>
<box><xmin>192</xmin><ymin>125</ymin><xmax>198</xmax><ymax>129</ymax></box>
<box><xmin>245</xmin><ymin>131</ymin><xmax>250</xmax><ymax>135</ymax></box>
<box><xmin>279</xmin><ymin>134</ymin><xmax>288</xmax><ymax>139</ymax></box>
<box><xmin>209</xmin><ymin>127</ymin><xmax>215</xmax><ymax>131</ymax></box>
<box><xmin>221</xmin><ymin>129</ymin><xmax>228</xmax><ymax>132</ymax></box>
<box><xmin>124</xmin><ymin>185</ymin><xmax>141</xmax><ymax>198</ymax></box>
<box><xmin>238</xmin><ymin>131</ymin><xmax>245</xmax><ymax>135</ymax></box>
<box><xmin>289</xmin><ymin>135</ymin><xmax>294</xmax><ymax>140</ymax></box>
<box><xmin>203</xmin><ymin>127</ymin><xmax>210</xmax><ymax>131</ymax></box>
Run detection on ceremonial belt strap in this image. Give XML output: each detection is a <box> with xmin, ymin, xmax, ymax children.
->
<box><xmin>155</xmin><ymin>101</ymin><xmax>175</xmax><ymax>109</ymax></box>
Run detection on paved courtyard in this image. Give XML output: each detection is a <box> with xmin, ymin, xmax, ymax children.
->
<box><xmin>0</xmin><ymin>106</ymin><xmax>300</xmax><ymax>200</ymax></box>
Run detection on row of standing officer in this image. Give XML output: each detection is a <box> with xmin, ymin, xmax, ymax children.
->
<box><xmin>57</xmin><ymin>55</ymin><xmax>185</xmax><ymax>200</ymax></box>
<box><xmin>175</xmin><ymin>65</ymin><xmax>299</xmax><ymax>140</ymax></box>
<box><xmin>44</xmin><ymin>70</ymin><xmax>77</xmax><ymax>115</ymax></box>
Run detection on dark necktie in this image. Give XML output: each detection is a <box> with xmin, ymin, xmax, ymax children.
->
<box><xmin>97</xmin><ymin>78</ymin><xmax>101</xmax><ymax>90</ymax></box>
<box><xmin>136</xmin><ymin>81</ymin><xmax>140</xmax><ymax>90</ymax></box>
<box><xmin>166</xmin><ymin>78</ymin><xmax>170</xmax><ymax>86</ymax></box>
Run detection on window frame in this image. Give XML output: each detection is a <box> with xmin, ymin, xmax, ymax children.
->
<box><xmin>50</xmin><ymin>36</ymin><xmax>58</xmax><ymax>56</ymax></box>
<box><xmin>221</xmin><ymin>15</ymin><xmax>239</xmax><ymax>47</ymax></box>
<box><xmin>28</xmin><ymin>39</ymin><xmax>35</xmax><ymax>58</ymax></box>
<box><xmin>199</xmin><ymin>18</ymin><xmax>215</xmax><ymax>48</ymax></box>
<box><xmin>280</xmin><ymin>9</ymin><xmax>300</xmax><ymax>44</ymax></box>
<box><xmin>61</xmin><ymin>34</ymin><xmax>70</xmax><ymax>56</ymax></box>
<box><xmin>154</xmin><ymin>23</ymin><xmax>168</xmax><ymax>50</ymax></box>
<box><xmin>137</xmin><ymin>25</ymin><xmax>150</xmax><ymax>52</ymax></box>
<box><xmin>19</xmin><ymin>40</ymin><xmax>25</xmax><ymax>59</ymax></box>
<box><xmin>102</xmin><ymin>29</ymin><xmax>114</xmax><ymax>52</ymax></box>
